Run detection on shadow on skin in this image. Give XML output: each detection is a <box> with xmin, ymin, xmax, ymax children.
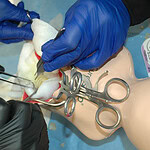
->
<box><xmin>49</xmin><ymin>112</ymin><xmax>136</xmax><ymax>149</ymax></box>
<box><xmin>119</xmin><ymin>129</ymin><xmax>137</xmax><ymax>150</ymax></box>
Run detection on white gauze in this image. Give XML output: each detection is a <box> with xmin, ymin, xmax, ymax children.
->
<box><xmin>9</xmin><ymin>0</ymin><xmax>20</xmax><ymax>5</ymax></box>
<box><xmin>17</xmin><ymin>19</ymin><xmax>60</xmax><ymax>100</ymax></box>
<box><xmin>32</xmin><ymin>19</ymin><xmax>58</xmax><ymax>56</ymax></box>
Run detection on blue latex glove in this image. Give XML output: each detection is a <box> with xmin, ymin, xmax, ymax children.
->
<box><xmin>42</xmin><ymin>0</ymin><xmax>130</xmax><ymax>71</ymax></box>
<box><xmin>0</xmin><ymin>0</ymin><xmax>39</xmax><ymax>44</ymax></box>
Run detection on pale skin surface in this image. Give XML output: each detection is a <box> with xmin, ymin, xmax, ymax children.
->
<box><xmin>48</xmin><ymin>46</ymin><xmax>150</xmax><ymax>150</ymax></box>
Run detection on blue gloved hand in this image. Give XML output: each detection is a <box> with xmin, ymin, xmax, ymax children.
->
<box><xmin>42</xmin><ymin>0</ymin><xmax>130</xmax><ymax>71</ymax></box>
<box><xmin>0</xmin><ymin>0</ymin><xmax>40</xmax><ymax>44</ymax></box>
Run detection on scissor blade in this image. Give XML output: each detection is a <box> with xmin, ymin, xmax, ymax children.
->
<box><xmin>35</xmin><ymin>28</ymin><xmax>66</xmax><ymax>79</ymax></box>
<box><xmin>36</xmin><ymin>58</ymin><xmax>45</xmax><ymax>77</ymax></box>
<box><xmin>54</xmin><ymin>28</ymin><xmax>65</xmax><ymax>41</ymax></box>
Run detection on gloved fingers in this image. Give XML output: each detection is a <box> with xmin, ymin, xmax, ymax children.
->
<box><xmin>37</xmin><ymin>122</ymin><xmax>49</xmax><ymax>150</ymax></box>
<box><xmin>0</xmin><ymin>98</ymin><xmax>10</xmax><ymax>128</ymax></box>
<box><xmin>27</xmin><ymin>11</ymin><xmax>40</xmax><ymax>21</ymax></box>
<box><xmin>74</xmin><ymin>50</ymin><xmax>105</xmax><ymax>70</ymax></box>
<box><xmin>42</xmin><ymin>21</ymin><xmax>81</xmax><ymax>62</ymax></box>
<box><xmin>31</xmin><ymin>103</ymin><xmax>41</xmax><ymax>112</ymax></box>
<box><xmin>0</xmin><ymin>25</ymin><xmax>33</xmax><ymax>42</ymax></box>
<box><xmin>0</xmin><ymin>22</ymin><xmax>32</xmax><ymax>43</ymax></box>
<box><xmin>6</xmin><ymin>1</ymin><xmax>39</xmax><ymax>22</ymax></box>
<box><xmin>43</xmin><ymin>47</ymin><xmax>81</xmax><ymax>72</ymax></box>
<box><xmin>30</xmin><ymin>104</ymin><xmax>45</xmax><ymax>128</ymax></box>
<box><xmin>1</xmin><ymin>20</ymin><xmax>19</xmax><ymax>27</ymax></box>
<box><xmin>9</xmin><ymin>9</ymin><xmax>39</xmax><ymax>23</ymax></box>
<box><xmin>19</xmin><ymin>23</ymin><xmax>32</xmax><ymax>30</ymax></box>
<box><xmin>17</xmin><ymin>1</ymin><xmax>24</xmax><ymax>9</ymax></box>
<box><xmin>0</xmin><ymin>101</ymin><xmax>48</xmax><ymax>150</ymax></box>
<box><xmin>21</xmin><ymin>104</ymin><xmax>46</xmax><ymax>137</ymax></box>
<box><xmin>20</xmin><ymin>104</ymin><xmax>48</xmax><ymax>149</ymax></box>
<box><xmin>7</xmin><ymin>100</ymin><xmax>32</xmax><ymax>129</ymax></box>
<box><xmin>0</xmin><ymin>15</ymin><xmax>32</xmax><ymax>28</ymax></box>
<box><xmin>17</xmin><ymin>2</ymin><xmax>40</xmax><ymax>21</ymax></box>
<box><xmin>1</xmin><ymin>39</ymin><xmax>23</xmax><ymax>44</ymax></box>
<box><xmin>0</xmin><ymin>19</ymin><xmax>32</xmax><ymax>30</ymax></box>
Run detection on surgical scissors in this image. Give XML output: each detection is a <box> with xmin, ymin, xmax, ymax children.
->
<box><xmin>59</xmin><ymin>69</ymin><xmax>130</xmax><ymax>129</ymax></box>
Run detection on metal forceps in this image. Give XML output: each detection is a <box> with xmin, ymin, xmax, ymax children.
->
<box><xmin>67</xmin><ymin>70</ymin><xmax>130</xmax><ymax>129</ymax></box>
<box><xmin>0</xmin><ymin>70</ymin><xmax>34</xmax><ymax>89</ymax></box>
<box><xmin>55</xmin><ymin>70</ymin><xmax>77</xmax><ymax>117</ymax></box>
